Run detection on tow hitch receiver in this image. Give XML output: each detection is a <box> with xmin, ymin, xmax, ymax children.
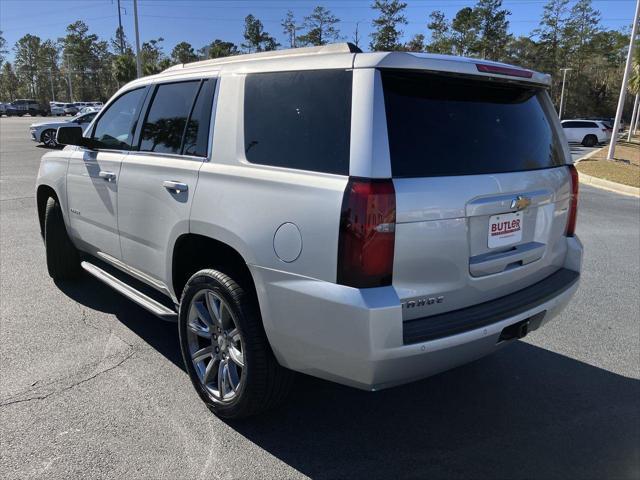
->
<box><xmin>498</xmin><ymin>310</ymin><xmax>547</xmax><ymax>343</ymax></box>
<box><xmin>500</xmin><ymin>320</ymin><xmax>529</xmax><ymax>341</ymax></box>
<box><xmin>499</xmin><ymin>311</ymin><xmax>546</xmax><ymax>342</ymax></box>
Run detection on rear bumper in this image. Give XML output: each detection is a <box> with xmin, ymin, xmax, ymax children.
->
<box><xmin>250</xmin><ymin>236</ymin><xmax>583</xmax><ymax>391</ymax></box>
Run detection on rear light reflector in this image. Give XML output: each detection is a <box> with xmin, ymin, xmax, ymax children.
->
<box><xmin>337</xmin><ymin>178</ymin><xmax>396</xmax><ymax>288</ymax></box>
<box><xmin>476</xmin><ymin>63</ymin><xmax>534</xmax><ymax>79</ymax></box>
<box><xmin>566</xmin><ymin>165</ymin><xmax>579</xmax><ymax>236</ymax></box>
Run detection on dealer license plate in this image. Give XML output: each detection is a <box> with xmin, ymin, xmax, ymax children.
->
<box><xmin>488</xmin><ymin>211</ymin><xmax>522</xmax><ymax>248</ymax></box>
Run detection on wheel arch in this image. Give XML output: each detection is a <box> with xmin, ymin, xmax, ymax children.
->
<box><xmin>171</xmin><ymin>233</ymin><xmax>258</xmax><ymax>304</ymax></box>
<box><xmin>36</xmin><ymin>184</ymin><xmax>59</xmax><ymax>239</ymax></box>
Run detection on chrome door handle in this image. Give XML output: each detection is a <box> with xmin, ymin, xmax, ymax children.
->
<box><xmin>98</xmin><ymin>171</ymin><xmax>116</xmax><ymax>182</ymax></box>
<box><xmin>162</xmin><ymin>180</ymin><xmax>188</xmax><ymax>193</ymax></box>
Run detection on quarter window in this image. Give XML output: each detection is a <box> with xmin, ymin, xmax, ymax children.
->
<box><xmin>92</xmin><ymin>88</ymin><xmax>146</xmax><ymax>150</ymax></box>
<box><xmin>243</xmin><ymin>69</ymin><xmax>352</xmax><ymax>175</ymax></box>
<box><xmin>139</xmin><ymin>81</ymin><xmax>201</xmax><ymax>155</ymax></box>
<box><xmin>183</xmin><ymin>79</ymin><xmax>216</xmax><ymax>157</ymax></box>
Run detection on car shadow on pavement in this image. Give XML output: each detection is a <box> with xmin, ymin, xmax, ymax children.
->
<box><xmin>57</xmin><ymin>273</ymin><xmax>640</xmax><ymax>480</ymax></box>
<box><xmin>55</xmin><ymin>273</ymin><xmax>184</xmax><ymax>369</ymax></box>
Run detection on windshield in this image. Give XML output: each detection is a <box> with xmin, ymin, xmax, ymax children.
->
<box><xmin>381</xmin><ymin>70</ymin><xmax>566</xmax><ymax>178</ymax></box>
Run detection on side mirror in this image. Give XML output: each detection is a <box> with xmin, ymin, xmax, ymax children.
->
<box><xmin>56</xmin><ymin>125</ymin><xmax>90</xmax><ymax>148</ymax></box>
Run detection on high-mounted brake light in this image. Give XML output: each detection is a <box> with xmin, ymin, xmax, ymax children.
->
<box><xmin>566</xmin><ymin>165</ymin><xmax>579</xmax><ymax>236</ymax></box>
<box><xmin>476</xmin><ymin>63</ymin><xmax>534</xmax><ymax>79</ymax></box>
<box><xmin>337</xmin><ymin>178</ymin><xmax>396</xmax><ymax>288</ymax></box>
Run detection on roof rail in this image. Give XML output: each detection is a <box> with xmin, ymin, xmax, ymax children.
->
<box><xmin>164</xmin><ymin>42</ymin><xmax>362</xmax><ymax>72</ymax></box>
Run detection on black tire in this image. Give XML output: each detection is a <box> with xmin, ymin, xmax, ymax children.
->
<box><xmin>44</xmin><ymin>197</ymin><xmax>81</xmax><ymax>280</ymax></box>
<box><xmin>178</xmin><ymin>269</ymin><xmax>293</xmax><ymax>419</ymax></box>
<box><xmin>41</xmin><ymin>129</ymin><xmax>57</xmax><ymax>148</ymax></box>
<box><xmin>582</xmin><ymin>135</ymin><xmax>597</xmax><ymax>147</ymax></box>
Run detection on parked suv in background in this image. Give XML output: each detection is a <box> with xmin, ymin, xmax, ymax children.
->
<box><xmin>36</xmin><ymin>44</ymin><xmax>583</xmax><ymax>419</ymax></box>
<box><xmin>561</xmin><ymin>119</ymin><xmax>612</xmax><ymax>146</ymax></box>
<box><xmin>6</xmin><ymin>99</ymin><xmax>49</xmax><ymax>116</ymax></box>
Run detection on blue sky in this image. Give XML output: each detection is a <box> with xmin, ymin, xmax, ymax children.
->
<box><xmin>0</xmin><ymin>0</ymin><xmax>636</xmax><ymax>61</ymax></box>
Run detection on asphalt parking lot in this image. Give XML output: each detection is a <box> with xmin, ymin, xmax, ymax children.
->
<box><xmin>1</xmin><ymin>116</ymin><xmax>639</xmax><ymax>480</ymax></box>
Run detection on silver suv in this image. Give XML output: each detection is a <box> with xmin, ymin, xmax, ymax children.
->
<box><xmin>36</xmin><ymin>43</ymin><xmax>583</xmax><ymax>419</ymax></box>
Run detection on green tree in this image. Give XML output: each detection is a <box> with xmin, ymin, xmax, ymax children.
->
<box><xmin>140</xmin><ymin>38</ymin><xmax>168</xmax><ymax>75</ymax></box>
<box><xmin>0</xmin><ymin>31</ymin><xmax>7</xmax><ymax>68</ymax></box>
<box><xmin>111</xmin><ymin>26</ymin><xmax>131</xmax><ymax>55</ymax></box>
<box><xmin>112</xmin><ymin>53</ymin><xmax>136</xmax><ymax>86</ymax></box>
<box><xmin>242</xmin><ymin>15</ymin><xmax>279</xmax><ymax>53</ymax></box>
<box><xmin>451</xmin><ymin>7</ymin><xmax>480</xmax><ymax>56</ymax></box>
<box><xmin>171</xmin><ymin>41</ymin><xmax>197</xmax><ymax>64</ymax></box>
<box><xmin>0</xmin><ymin>62</ymin><xmax>19</xmax><ymax>101</ymax></box>
<box><xmin>504</xmin><ymin>36</ymin><xmax>539</xmax><ymax>69</ymax></box>
<box><xmin>298</xmin><ymin>6</ymin><xmax>341</xmax><ymax>46</ymax></box>
<box><xmin>473</xmin><ymin>0</ymin><xmax>511</xmax><ymax>60</ymax></box>
<box><xmin>426</xmin><ymin>11</ymin><xmax>453</xmax><ymax>54</ymax></box>
<box><xmin>281</xmin><ymin>10</ymin><xmax>301</xmax><ymax>48</ymax></box>
<box><xmin>563</xmin><ymin>0</ymin><xmax>600</xmax><ymax>73</ymax></box>
<box><xmin>405</xmin><ymin>34</ymin><xmax>425</xmax><ymax>52</ymax></box>
<box><xmin>199</xmin><ymin>39</ymin><xmax>239</xmax><ymax>59</ymax></box>
<box><xmin>370</xmin><ymin>0</ymin><xmax>408</xmax><ymax>51</ymax></box>
<box><xmin>629</xmin><ymin>41</ymin><xmax>640</xmax><ymax>96</ymax></box>
<box><xmin>560</xmin><ymin>0</ymin><xmax>601</xmax><ymax>116</ymax></box>
<box><xmin>60</xmin><ymin>21</ymin><xmax>114</xmax><ymax>101</ymax></box>
<box><xmin>534</xmin><ymin>0</ymin><xmax>570</xmax><ymax>75</ymax></box>
<box><xmin>13</xmin><ymin>34</ymin><xmax>40</xmax><ymax>97</ymax></box>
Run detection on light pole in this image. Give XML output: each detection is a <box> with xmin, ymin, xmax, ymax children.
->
<box><xmin>558</xmin><ymin>68</ymin><xmax>572</xmax><ymax>120</ymax></box>
<box><xmin>608</xmin><ymin>0</ymin><xmax>639</xmax><ymax>160</ymax></box>
<box><xmin>133</xmin><ymin>0</ymin><xmax>142</xmax><ymax>78</ymax></box>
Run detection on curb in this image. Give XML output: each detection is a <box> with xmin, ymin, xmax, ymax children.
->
<box><xmin>578</xmin><ymin>172</ymin><xmax>640</xmax><ymax>198</ymax></box>
<box><xmin>573</xmin><ymin>147</ymin><xmax>602</xmax><ymax>164</ymax></box>
<box><xmin>574</xmin><ymin>146</ymin><xmax>639</xmax><ymax>198</ymax></box>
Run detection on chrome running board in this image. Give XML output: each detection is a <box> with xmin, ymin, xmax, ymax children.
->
<box><xmin>81</xmin><ymin>261</ymin><xmax>178</xmax><ymax>322</ymax></box>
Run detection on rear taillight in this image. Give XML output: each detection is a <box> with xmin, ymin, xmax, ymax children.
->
<box><xmin>337</xmin><ymin>178</ymin><xmax>396</xmax><ymax>288</ymax></box>
<box><xmin>566</xmin><ymin>165</ymin><xmax>579</xmax><ymax>236</ymax></box>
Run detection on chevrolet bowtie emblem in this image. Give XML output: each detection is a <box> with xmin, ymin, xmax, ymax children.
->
<box><xmin>511</xmin><ymin>195</ymin><xmax>531</xmax><ymax>211</ymax></box>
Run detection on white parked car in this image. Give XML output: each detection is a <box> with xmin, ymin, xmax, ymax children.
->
<box><xmin>36</xmin><ymin>43</ymin><xmax>582</xmax><ymax>419</ymax></box>
<box><xmin>30</xmin><ymin>111</ymin><xmax>98</xmax><ymax>147</ymax></box>
<box><xmin>79</xmin><ymin>106</ymin><xmax>101</xmax><ymax>115</ymax></box>
<box><xmin>561</xmin><ymin>119</ymin><xmax>612</xmax><ymax>146</ymax></box>
<box><xmin>50</xmin><ymin>103</ymin><xmax>66</xmax><ymax>116</ymax></box>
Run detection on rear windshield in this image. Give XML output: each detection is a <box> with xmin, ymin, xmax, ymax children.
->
<box><xmin>381</xmin><ymin>70</ymin><xmax>565</xmax><ymax>178</ymax></box>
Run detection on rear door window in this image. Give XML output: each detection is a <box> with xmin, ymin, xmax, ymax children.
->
<box><xmin>139</xmin><ymin>81</ymin><xmax>201</xmax><ymax>155</ymax></box>
<box><xmin>381</xmin><ymin>70</ymin><xmax>565</xmax><ymax>178</ymax></box>
<box><xmin>244</xmin><ymin>69</ymin><xmax>352</xmax><ymax>175</ymax></box>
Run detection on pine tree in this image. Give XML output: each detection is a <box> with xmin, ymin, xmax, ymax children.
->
<box><xmin>242</xmin><ymin>15</ymin><xmax>279</xmax><ymax>53</ymax></box>
<box><xmin>426</xmin><ymin>11</ymin><xmax>453</xmax><ymax>54</ymax></box>
<box><xmin>473</xmin><ymin>0</ymin><xmax>511</xmax><ymax>60</ymax></box>
<box><xmin>370</xmin><ymin>0</ymin><xmax>408</xmax><ymax>51</ymax></box>
<box><xmin>405</xmin><ymin>34</ymin><xmax>425</xmax><ymax>52</ymax></box>
<box><xmin>199</xmin><ymin>40</ymin><xmax>238</xmax><ymax>59</ymax></box>
<box><xmin>0</xmin><ymin>31</ymin><xmax>7</xmax><ymax>68</ymax></box>
<box><xmin>451</xmin><ymin>7</ymin><xmax>480</xmax><ymax>56</ymax></box>
<box><xmin>298</xmin><ymin>6</ymin><xmax>340</xmax><ymax>46</ymax></box>
<box><xmin>281</xmin><ymin>11</ymin><xmax>300</xmax><ymax>48</ymax></box>
<box><xmin>534</xmin><ymin>0</ymin><xmax>570</xmax><ymax>74</ymax></box>
<box><xmin>171</xmin><ymin>42</ymin><xmax>197</xmax><ymax>64</ymax></box>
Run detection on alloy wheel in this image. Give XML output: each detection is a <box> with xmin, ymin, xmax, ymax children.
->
<box><xmin>42</xmin><ymin>130</ymin><xmax>57</xmax><ymax>148</ymax></box>
<box><xmin>186</xmin><ymin>289</ymin><xmax>245</xmax><ymax>402</ymax></box>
